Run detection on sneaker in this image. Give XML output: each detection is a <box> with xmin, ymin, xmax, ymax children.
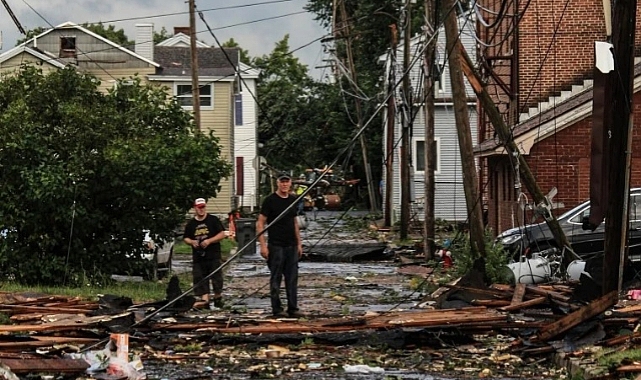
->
<box><xmin>288</xmin><ymin>310</ymin><xmax>306</xmax><ymax>318</ymax></box>
<box><xmin>212</xmin><ymin>297</ymin><xmax>224</xmax><ymax>309</ymax></box>
<box><xmin>272</xmin><ymin>310</ymin><xmax>288</xmax><ymax>318</ymax></box>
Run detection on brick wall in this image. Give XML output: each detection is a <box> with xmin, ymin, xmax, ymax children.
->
<box><xmin>516</xmin><ymin>0</ymin><xmax>641</xmax><ymax>109</ymax></box>
<box><xmin>490</xmin><ymin>92</ymin><xmax>641</xmax><ymax>234</ymax></box>
<box><xmin>480</xmin><ymin>0</ymin><xmax>641</xmax><ymax>234</ymax></box>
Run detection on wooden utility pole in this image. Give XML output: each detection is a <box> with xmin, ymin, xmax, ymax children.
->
<box><xmin>337</xmin><ymin>0</ymin><xmax>379</xmax><ymax>213</ymax></box>
<box><xmin>443</xmin><ymin>0</ymin><xmax>485</xmax><ymax>256</ymax></box>
<box><xmin>399</xmin><ymin>0</ymin><xmax>412</xmax><ymax>240</ymax></box>
<box><xmin>603</xmin><ymin>0</ymin><xmax>636</xmax><ymax>294</ymax></box>
<box><xmin>189</xmin><ymin>0</ymin><xmax>201</xmax><ymax>130</ymax></box>
<box><xmin>384</xmin><ymin>25</ymin><xmax>398</xmax><ymax>227</ymax></box>
<box><xmin>456</xmin><ymin>37</ymin><xmax>573</xmax><ymax>265</ymax></box>
<box><xmin>423</xmin><ymin>0</ymin><xmax>437</xmax><ymax>260</ymax></box>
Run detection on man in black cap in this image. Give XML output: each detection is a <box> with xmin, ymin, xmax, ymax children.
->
<box><xmin>256</xmin><ymin>172</ymin><xmax>304</xmax><ymax>317</ymax></box>
<box><xmin>183</xmin><ymin>198</ymin><xmax>230</xmax><ymax>309</ymax></box>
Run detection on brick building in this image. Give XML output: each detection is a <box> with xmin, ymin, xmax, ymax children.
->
<box><xmin>474</xmin><ymin>0</ymin><xmax>641</xmax><ymax>234</ymax></box>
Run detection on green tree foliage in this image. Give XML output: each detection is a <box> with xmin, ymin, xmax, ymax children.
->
<box><xmin>154</xmin><ymin>27</ymin><xmax>172</xmax><ymax>44</ymax></box>
<box><xmin>303</xmin><ymin>0</ymin><xmax>429</xmax><ymax>206</ymax></box>
<box><xmin>222</xmin><ymin>38</ymin><xmax>251</xmax><ymax>64</ymax></box>
<box><xmin>15</xmin><ymin>27</ymin><xmax>47</xmax><ymax>46</ymax></box>
<box><xmin>82</xmin><ymin>22</ymin><xmax>134</xmax><ymax>47</ymax></box>
<box><xmin>252</xmin><ymin>35</ymin><xmax>333</xmax><ymax>172</ymax></box>
<box><xmin>0</xmin><ymin>66</ymin><xmax>232</xmax><ymax>285</ymax></box>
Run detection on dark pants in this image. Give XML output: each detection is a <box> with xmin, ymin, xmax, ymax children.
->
<box><xmin>267</xmin><ymin>244</ymin><xmax>299</xmax><ymax>313</ymax></box>
<box><xmin>193</xmin><ymin>255</ymin><xmax>223</xmax><ymax>297</ymax></box>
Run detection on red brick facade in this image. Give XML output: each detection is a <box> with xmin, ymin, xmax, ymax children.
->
<box><xmin>478</xmin><ymin>0</ymin><xmax>641</xmax><ymax>234</ymax></box>
<box><xmin>487</xmin><ymin>95</ymin><xmax>641</xmax><ymax>234</ymax></box>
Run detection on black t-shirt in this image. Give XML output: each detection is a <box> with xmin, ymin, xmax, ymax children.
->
<box><xmin>183</xmin><ymin>214</ymin><xmax>224</xmax><ymax>260</ymax></box>
<box><xmin>260</xmin><ymin>192</ymin><xmax>297</xmax><ymax>246</ymax></box>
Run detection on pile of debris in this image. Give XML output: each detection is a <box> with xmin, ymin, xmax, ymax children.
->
<box><xmin>2</xmin><ymin>271</ymin><xmax>641</xmax><ymax>378</ymax></box>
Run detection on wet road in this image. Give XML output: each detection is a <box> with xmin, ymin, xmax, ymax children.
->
<box><xmin>141</xmin><ymin>211</ymin><xmax>553</xmax><ymax>380</ymax></box>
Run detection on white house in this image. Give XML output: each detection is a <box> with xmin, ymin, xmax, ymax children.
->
<box><xmin>382</xmin><ymin>14</ymin><xmax>477</xmax><ymax>223</ymax></box>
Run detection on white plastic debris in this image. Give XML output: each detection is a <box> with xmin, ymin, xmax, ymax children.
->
<box><xmin>343</xmin><ymin>364</ymin><xmax>385</xmax><ymax>374</ymax></box>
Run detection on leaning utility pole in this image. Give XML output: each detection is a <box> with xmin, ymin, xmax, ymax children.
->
<box><xmin>456</xmin><ymin>37</ymin><xmax>574</xmax><ymax>266</ymax></box>
<box><xmin>337</xmin><ymin>0</ymin><xmax>379</xmax><ymax>213</ymax></box>
<box><xmin>399</xmin><ymin>0</ymin><xmax>412</xmax><ymax>240</ymax></box>
<box><xmin>423</xmin><ymin>0</ymin><xmax>437</xmax><ymax>260</ymax></box>
<box><xmin>189</xmin><ymin>0</ymin><xmax>201</xmax><ymax>130</ymax></box>
<box><xmin>443</xmin><ymin>0</ymin><xmax>485</xmax><ymax>256</ymax></box>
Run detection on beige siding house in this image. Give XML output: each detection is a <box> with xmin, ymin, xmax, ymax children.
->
<box><xmin>0</xmin><ymin>22</ymin><xmax>256</xmax><ymax>217</ymax></box>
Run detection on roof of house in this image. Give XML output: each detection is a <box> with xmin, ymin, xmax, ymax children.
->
<box><xmin>155</xmin><ymin>33</ymin><xmax>209</xmax><ymax>48</ymax></box>
<box><xmin>0</xmin><ymin>45</ymin><xmax>67</xmax><ymax>68</ymax></box>
<box><xmin>154</xmin><ymin>46</ymin><xmax>239</xmax><ymax>77</ymax></box>
<box><xmin>474</xmin><ymin>59</ymin><xmax>641</xmax><ymax>156</ymax></box>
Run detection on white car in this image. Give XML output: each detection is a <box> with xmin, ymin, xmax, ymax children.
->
<box><xmin>142</xmin><ymin>230</ymin><xmax>174</xmax><ymax>280</ymax></box>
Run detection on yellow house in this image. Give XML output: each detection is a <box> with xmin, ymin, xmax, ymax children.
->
<box><xmin>0</xmin><ymin>22</ymin><xmax>251</xmax><ymax>216</ymax></box>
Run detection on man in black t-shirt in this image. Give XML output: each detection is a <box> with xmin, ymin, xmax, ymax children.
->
<box><xmin>183</xmin><ymin>198</ymin><xmax>231</xmax><ymax>308</ymax></box>
<box><xmin>257</xmin><ymin>173</ymin><xmax>304</xmax><ymax>318</ymax></box>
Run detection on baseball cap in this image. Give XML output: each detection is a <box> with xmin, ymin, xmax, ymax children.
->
<box><xmin>194</xmin><ymin>198</ymin><xmax>207</xmax><ymax>208</ymax></box>
<box><xmin>277</xmin><ymin>172</ymin><xmax>291</xmax><ymax>181</ymax></box>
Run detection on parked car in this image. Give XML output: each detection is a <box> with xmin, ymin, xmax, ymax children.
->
<box><xmin>141</xmin><ymin>230</ymin><xmax>174</xmax><ymax>280</ymax></box>
<box><xmin>497</xmin><ymin>188</ymin><xmax>641</xmax><ymax>261</ymax></box>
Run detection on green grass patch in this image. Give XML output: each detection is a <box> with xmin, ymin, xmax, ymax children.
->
<box><xmin>173</xmin><ymin>238</ymin><xmax>237</xmax><ymax>255</ymax></box>
<box><xmin>0</xmin><ymin>279</ymin><xmax>169</xmax><ymax>303</ymax></box>
<box><xmin>597</xmin><ymin>346</ymin><xmax>641</xmax><ymax>368</ymax></box>
<box><xmin>0</xmin><ymin>240</ymin><xmax>237</xmax><ymax>304</ymax></box>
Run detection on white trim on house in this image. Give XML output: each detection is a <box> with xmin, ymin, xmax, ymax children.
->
<box><xmin>147</xmin><ymin>75</ymin><xmax>235</xmax><ymax>82</ymax></box>
<box><xmin>0</xmin><ymin>45</ymin><xmax>67</xmax><ymax>68</ymax></box>
<box><xmin>239</xmin><ymin>62</ymin><xmax>260</xmax><ymax>78</ymax></box>
<box><xmin>156</xmin><ymin>33</ymin><xmax>209</xmax><ymax>48</ymax></box>
<box><xmin>412</xmin><ymin>136</ymin><xmax>442</xmax><ymax>175</ymax></box>
<box><xmin>173</xmin><ymin>82</ymin><xmax>214</xmax><ymax>110</ymax></box>
<box><xmin>25</xmin><ymin>22</ymin><xmax>160</xmax><ymax>67</ymax></box>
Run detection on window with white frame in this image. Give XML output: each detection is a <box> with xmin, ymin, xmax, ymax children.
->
<box><xmin>175</xmin><ymin>83</ymin><xmax>213</xmax><ymax>109</ymax></box>
<box><xmin>413</xmin><ymin>137</ymin><xmax>441</xmax><ymax>174</ymax></box>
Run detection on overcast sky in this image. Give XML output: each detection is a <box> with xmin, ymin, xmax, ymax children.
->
<box><xmin>0</xmin><ymin>0</ymin><xmax>331</xmax><ymax>79</ymax></box>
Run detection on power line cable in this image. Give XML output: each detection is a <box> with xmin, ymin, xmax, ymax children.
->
<box><xmin>93</xmin><ymin>0</ymin><xmax>296</xmax><ymax>24</ymax></box>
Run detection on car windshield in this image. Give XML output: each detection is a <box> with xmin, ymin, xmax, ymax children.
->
<box><xmin>558</xmin><ymin>200</ymin><xmax>589</xmax><ymax>222</ymax></box>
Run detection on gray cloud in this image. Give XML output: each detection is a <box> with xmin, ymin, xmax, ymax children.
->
<box><xmin>0</xmin><ymin>0</ymin><xmax>328</xmax><ymax>78</ymax></box>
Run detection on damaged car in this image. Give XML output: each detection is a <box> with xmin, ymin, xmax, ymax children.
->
<box><xmin>497</xmin><ymin>188</ymin><xmax>641</xmax><ymax>261</ymax></box>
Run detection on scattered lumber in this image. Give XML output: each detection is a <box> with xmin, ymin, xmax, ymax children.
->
<box><xmin>533</xmin><ymin>291</ymin><xmax>618</xmax><ymax>342</ymax></box>
<box><xmin>0</xmin><ymin>281</ymin><xmax>635</xmax><ymax>379</ymax></box>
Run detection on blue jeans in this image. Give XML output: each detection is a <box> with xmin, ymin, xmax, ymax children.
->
<box><xmin>267</xmin><ymin>244</ymin><xmax>299</xmax><ymax>313</ymax></box>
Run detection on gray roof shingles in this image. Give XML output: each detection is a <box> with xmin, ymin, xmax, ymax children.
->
<box><xmin>154</xmin><ymin>46</ymin><xmax>239</xmax><ymax>77</ymax></box>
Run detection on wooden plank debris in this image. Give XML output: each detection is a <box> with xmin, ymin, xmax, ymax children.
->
<box><xmin>499</xmin><ymin>296</ymin><xmax>547</xmax><ymax>312</ymax></box>
<box><xmin>533</xmin><ymin>291</ymin><xmax>618</xmax><ymax>342</ymax></box>
<box><xmin>511</xmin><ymin>283</ymin><xmax>527</xmax><ymax>304</ymax></box>
<box><xmin>0</xmin><ymin>358</ymin><xmax>88</xmax><ymax>374</ymax></box>
<box><xmin>0</xmin><ymin>280</ymin><xmax>636</xmax><ymax>380</ymax></box>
